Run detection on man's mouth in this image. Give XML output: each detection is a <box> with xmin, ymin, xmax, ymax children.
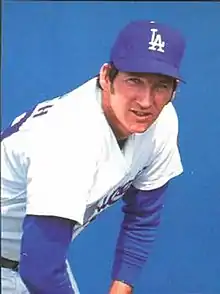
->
<box><xmin>130</xmin><ymin>109</ymin><xmax>151</xmax><ymax>117</ymax></box>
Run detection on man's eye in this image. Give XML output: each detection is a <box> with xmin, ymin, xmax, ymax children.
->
<box><xmin>156</xmin><ymin>83</ymin><xmax>170</xmax><ymax>90</ymax></box>
<box><xmin>160</xmin><ymin>83</ymin><xmax>169</xmax><ymax>88</ymax></box>
<box><xmin>127</xmin><ymin>78</ymin><xmax>142</xmax><ymax>84</ymax></box>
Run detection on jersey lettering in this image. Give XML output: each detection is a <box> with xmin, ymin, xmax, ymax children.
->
<box><xmin>1</xmin><ymin>109</ymin><xmax>34</xmax><ymax>141</ymax></box>
<box><xmin>83</xmin><ymin>180</ymin><xmax>134</xmax><ymax>227</ymax></box>
<box><xmin>1</xmin><ymin>102</ymin><xmax>54</xmax><ymax>141</ymax></box>
<box><xmin>97</xmin><ymin>180</ymin><xmax>133</xmax><ymax>213</ymax></box>
<box><xmin>33</xmin><ymin>104</ymin><xmax>53</xmax><ymax>118</ymax></box>
<box><xmin>82</xmin><ymin>166</ymin><xmax>147</xmax><ymax>228</ymax></box>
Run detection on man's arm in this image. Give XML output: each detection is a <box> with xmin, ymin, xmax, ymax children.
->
<box><xmin>109</xmin><ymin>183</ymin><xmax>168</xmax><ymax>293</ymax></box>
<box><xmin>19</xmin><ymin>215</ymin><xmax>76</xmax><ymax>293</ymax></box>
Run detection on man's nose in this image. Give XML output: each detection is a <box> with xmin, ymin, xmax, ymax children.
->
<box><xmin>137</xmin><ymin>88</ymin><xmax>154</xmax><ymax>108</ymax></box>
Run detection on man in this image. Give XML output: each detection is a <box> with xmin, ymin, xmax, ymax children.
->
<box><xmin>1</xmin><ymin>20</ymin><xmax>186</xmax><ymax>293</ymax></box>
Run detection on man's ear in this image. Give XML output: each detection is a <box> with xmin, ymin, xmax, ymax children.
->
<box><xmin>171</xmin><ymin>90</ymin><xmax>176</xmax><ymax>101</ymax></box>
<box><xmin>171</xmin><ymin>80</ymin><xmax>179</xmax><ymax>101</ymax></box>
<box><xmin>99</xmin><ymin>63</ymin><xmax>111</xmax><ymax>91</ymax></box>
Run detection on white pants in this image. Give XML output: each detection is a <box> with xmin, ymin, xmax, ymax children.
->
<box><xmin>1</xmin><ymin>261</ymin><xmax>80</xmax><ymax>294</ymax></box>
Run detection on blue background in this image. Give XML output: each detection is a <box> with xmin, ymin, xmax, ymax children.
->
<box><xmin>2</xmin><ymin>1</ymin><xmax>220</xmax><ymax>293</ymax></box>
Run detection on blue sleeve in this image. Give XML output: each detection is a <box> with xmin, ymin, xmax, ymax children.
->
<box><xmin>19</xmin><ymin>215</ymin><xmax>76</xmax><ymax>294</ymax></box>
<box><xmin>111</xmin><ymin>183</ymin><xmax>168</xmax><ymax>287</ymax></box>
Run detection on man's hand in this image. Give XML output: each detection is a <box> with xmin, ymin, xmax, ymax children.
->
<box><xmin>109</xmin><ymin>280</ymin><xmax>133</xmax><ymax>294</ymax></box>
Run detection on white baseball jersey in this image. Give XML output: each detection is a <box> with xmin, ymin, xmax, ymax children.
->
<box><xmin>1</xmin><ymin>77</ymin><xmax>183</xmax><ymax>262</ymax></box>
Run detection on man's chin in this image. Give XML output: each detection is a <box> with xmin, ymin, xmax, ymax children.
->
<box><xmin>129</xmin><ymin>124</ymin><xmax>150</xmax><ymax>134</ymax></box>
<box><xmin>119</xmin><ymin>122</ymin><xmax>151</xmax><ymax>138</ymax></box>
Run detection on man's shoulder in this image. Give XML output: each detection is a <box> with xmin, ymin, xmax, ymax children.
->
<box><xmin>42</xmin><ymin>77</ymin><xmax>101</xmax><ymax>128</ymax></box>
<box><xmin>2</xmin><ymin>77</ymin><xmax>102</xmax><ymax>147</ymax></box>
<box><xmin>149</xmin><ymin>102</ymin><xmax>179</xmax><ymax>139</ymax></box>
<box><xmin>156</xmin><ymin>102</ymin><xmax>178</xmax><ymax>131</ymax></box>
<box><xmin>134</xmin><ymin>103</ymin><xmax>179</xmax><ymax>159</ymax></box>
<box><xmin>56</xmin><ymin>77</ymin><xmax>98</xmax><ymax>108</ymax></box>
<box><xmin>51</xmin><ymin>77</ymin><xmax>110</xmax><ymax>146</ymax></box>
<box><xmin>137</xmin><ymin>103</ymin><xmax>178</xmax><ymax>141</ymax></box>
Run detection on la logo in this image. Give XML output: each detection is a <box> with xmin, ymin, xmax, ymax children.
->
<box><xmin>148</xmin><ymin>28</ymin><xmax>165</xmax><ymax>53</ymax></box>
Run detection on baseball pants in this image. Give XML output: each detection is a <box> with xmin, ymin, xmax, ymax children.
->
<box><xmin>1</xmin><ymin>260</ymin><xmax>80</xmax><ymax>293</ymax></box>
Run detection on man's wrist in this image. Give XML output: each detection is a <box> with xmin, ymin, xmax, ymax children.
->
<box><xmin>109</xmin><ymin>280</ymin><xmax>133</xmax><ymax>294</ymax></box>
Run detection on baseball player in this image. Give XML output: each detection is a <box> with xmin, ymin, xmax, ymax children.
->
<box><xmin>1</xmin><ymin>20</ymin><xmax>186</xmax><ymax>293</ymax></box>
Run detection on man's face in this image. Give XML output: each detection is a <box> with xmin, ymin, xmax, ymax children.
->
<box><xmin>100</xmin><ymin>64</ymin><xmax>177</xmax><ymax>139</ymax></box>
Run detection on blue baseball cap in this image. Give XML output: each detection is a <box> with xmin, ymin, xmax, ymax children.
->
<box><xmin>110</xmin><ymin>20</ymin><xmax>186</xmax><ymax>81</ymax></box>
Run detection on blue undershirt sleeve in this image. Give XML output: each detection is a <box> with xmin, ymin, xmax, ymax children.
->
<box><xmin>19</xmin><ymin>215</ymin><xmax>76</xmax><ymax>294</ymax></box>
<box><xmin>111</xmin><ymin>183</ymin><xmax>168</xmax><ymax>287</ymax></box>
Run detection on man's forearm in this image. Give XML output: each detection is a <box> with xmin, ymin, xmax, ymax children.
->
<box><xmin>111</xmin><ymin>184</ymin><xmax>168</xmax><ymax>289</ymax></box>
<box><xmin>109</xmin><ymin>280</ymin><xmax>133</xmax><ymax>294</ymax></box>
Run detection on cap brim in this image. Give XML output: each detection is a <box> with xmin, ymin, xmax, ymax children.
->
<box><xmin>112</xmin><ymin>57</ymin><xmax>185</xmax><ymax>82</ymax></box>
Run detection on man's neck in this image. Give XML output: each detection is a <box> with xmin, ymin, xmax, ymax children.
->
<box><xmin>117</xmin><ymin>138</ymin><xmax>128</xmax><ymax>150</ymax></box>
<box><xmin>101</xmin><ymin>102</ymin><xmax>129</xmax><ymax>141</ymax></box>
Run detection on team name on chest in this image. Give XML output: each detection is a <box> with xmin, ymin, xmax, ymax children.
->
<box><xmin>82</xmin><ymin>166</ymin><xmax>146</xmax><ymax>228</ymax></box>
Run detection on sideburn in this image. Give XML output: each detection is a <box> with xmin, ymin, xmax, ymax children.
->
<box><xmin>110</xmin><ymin>82</ymin><xmax>115</xmax><ymax>94</ymax></box>
<box><xmin>102</xmin><ymin>83</ymin><xmax>128</xmax><ymax>140</ymax></box>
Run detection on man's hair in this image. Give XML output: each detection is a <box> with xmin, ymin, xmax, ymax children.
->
<box><xmin>96</xmin><ymin>62</ymin><xmax>119</xmax><ymax>90</ymax></box>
